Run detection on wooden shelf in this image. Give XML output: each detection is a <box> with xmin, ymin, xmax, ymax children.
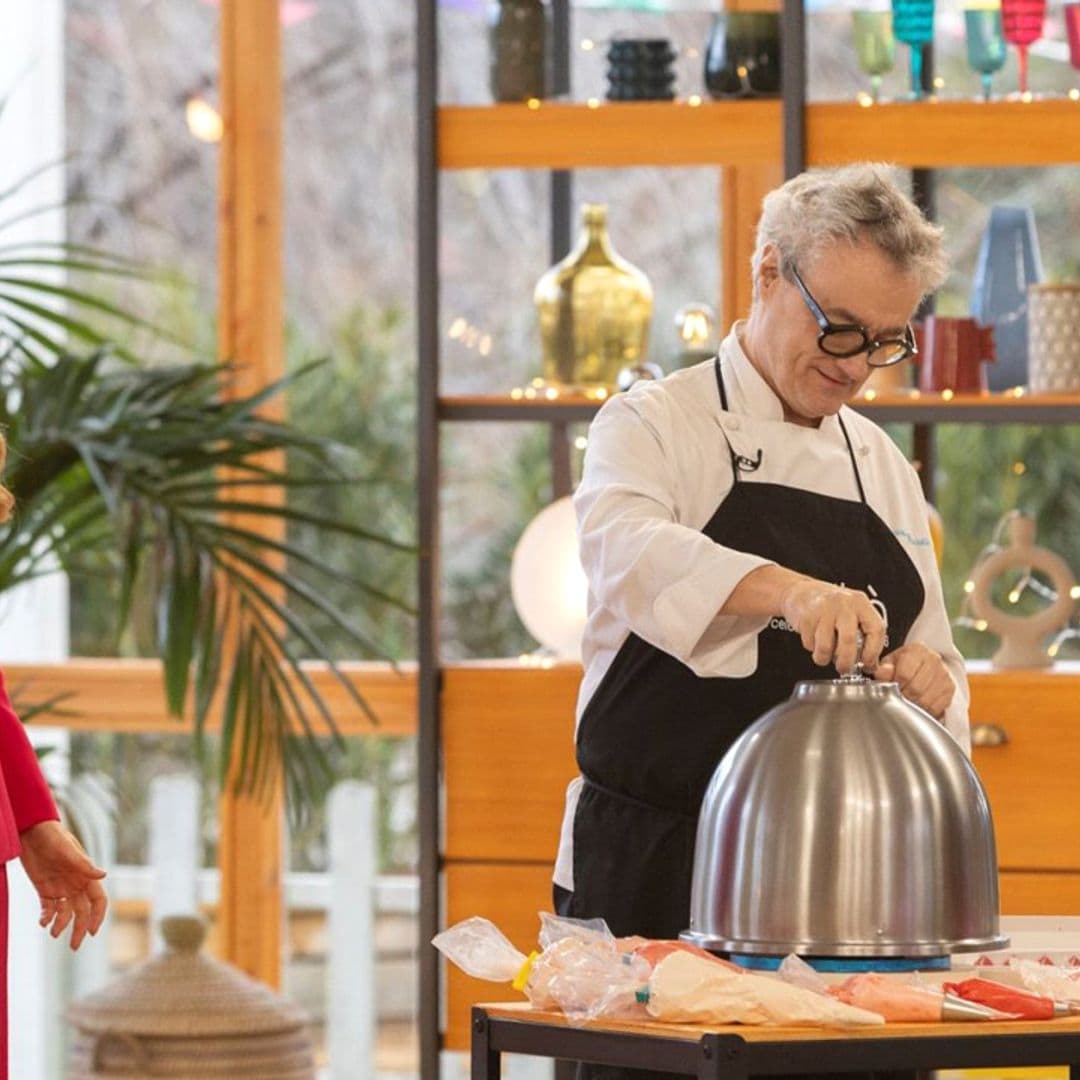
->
<box><xmin>438</xmin><ymin>97</ymin><xmax>1080</xmax><ymax>171</ymax></box>
<box><xmin>808</xmin><ymin>98</ymin><xmax>1080</xmax><ymax>169</ymax></box>
<box><xmin>439</xmin><ymin>393</ymin><xmax>604</xmax><ymax>422</ymax></box>
<box><xmin>439</xmin><ymin>100</ymin><xmax>781</xmax><ymax>170</ymax></box>
<box><xmin>852</xmin><ymin>391</ymin><xmax>1080</xmax><ymax>424</ymax></box>
<box><xmin>439</xmin><ymin>391</ymin><xmax>1080</xmax><ymax>424</ymax></box>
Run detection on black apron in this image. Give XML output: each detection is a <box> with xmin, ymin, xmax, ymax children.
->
<box><xmin>557</xmin><ymin>359</ymin><xmax>926</xmax><ymax>1077</ymax></box>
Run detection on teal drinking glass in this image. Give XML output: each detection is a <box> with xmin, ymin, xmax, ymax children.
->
<box><xmin>891</xmin><ymin>0</ymin><xmax>935</xmax><ymax>98</ymax></box>
<box><xmin>964</xmin><ymin>7</ymin><xmax>1007</xmax><ymax>100</ymax></box>
<box><xmin>852</xmin><ymin>11</ymin><xmax>896</xmax><ymax>102</ymax></box>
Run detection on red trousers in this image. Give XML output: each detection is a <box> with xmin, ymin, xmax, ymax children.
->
<box><xmin>0</xmin><ymin>865</ymin><xmax>7</xmax><ymax>1080</ymax></box>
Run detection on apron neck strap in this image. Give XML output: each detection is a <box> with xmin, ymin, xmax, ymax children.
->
<box><xmin>714</xmin><ymin>354</ymin><xmax>867</xmax><ymax>504</ymax></box>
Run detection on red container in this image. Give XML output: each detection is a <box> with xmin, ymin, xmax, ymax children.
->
<box><xmin>916</xmin><ymin>316</ymin><xmax>996</xmax><ymax>393</ymax></box>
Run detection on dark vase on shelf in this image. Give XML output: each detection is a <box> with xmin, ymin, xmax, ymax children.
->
<box><xmin>970</xmin><ymin>205</ymin><xmax>1044</xmax><ymax>392</ymax></box>
<box><xmin>488</xmin><ymin>0</ymin><xmax>547</xmax><ymax>103</ymax></box>
<box><xmin>704</xmin><ymin>12</ymin><xmax>782</xmax><ymax>99</ymax></box>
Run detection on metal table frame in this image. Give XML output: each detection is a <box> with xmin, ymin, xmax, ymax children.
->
<box><xmin>471</xmin><ymin>1006</ymin><xmax>1080</xmax><ymax>1080</ymax></box>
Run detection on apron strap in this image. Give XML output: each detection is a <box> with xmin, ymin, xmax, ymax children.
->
<box><xmin>581</xmin><ymin>772</ymin><xmax>698</xmax><ymax>824</ymax></box>
<box><xmin>713</xmin><ymin>355</ymin><xmax>743</xmax><ymax>482</ymax></box>
<box><xmin>714</xmin><ymin>354</ymin><xmax>867</xmax><ymax>504</ymax></box>
<box><xmin>837</xmin><ymin>412</ymin><xmax>868</xmax><ymax>504</ymax></box>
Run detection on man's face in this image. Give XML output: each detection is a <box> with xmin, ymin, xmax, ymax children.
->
<box><xmin>750</xmin><ymin>240</ymin><xmax>924</xmax><ymax>425</ymax></box>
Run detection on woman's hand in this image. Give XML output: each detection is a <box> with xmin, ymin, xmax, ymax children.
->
<box><xmin>780</xmin><ymin>578</ymin><xmax>887</xmax><ymax>674</ymax></box>
<box><xmin>18</xmin><ymin>820</ymin><xmax>108</xmax><ymax>950</ymax></box>
<box><xmin>872</xmin><ymin>642</ymin><xmax>955</xmax><ymax>720</ymax></box>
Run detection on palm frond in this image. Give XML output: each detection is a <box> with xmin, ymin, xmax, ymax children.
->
<box><xmin>1</xmin><ymin>349</ymin><xmax>414</xmax><ymax>811</ymax></box>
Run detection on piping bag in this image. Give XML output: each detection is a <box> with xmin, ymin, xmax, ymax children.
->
<box><xmin>781</xmin><ymin>959</ymin><xmax>1015</xmax><ymax>1022</ymax></box>
<box><xmin>943</xmin><ymin>978</ymin><xmax>1078</xmax><ymax>1019</ymax></box>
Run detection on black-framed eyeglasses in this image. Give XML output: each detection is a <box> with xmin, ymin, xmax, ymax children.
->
<box><xmin>789</xmin><ymin>264</ymin><xmax>918</xmax><ymax>368</ymax></box>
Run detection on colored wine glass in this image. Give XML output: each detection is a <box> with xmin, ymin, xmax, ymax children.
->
<box><xmin>852</xmin><ymin>11</ymin><xmax>896</xmax><ymax>102</ymax></box>
<box><xmin>965</xmin><ymin>7</ymin><xmax>1007</xmax><ymax>100</ymax></box>
<box><xmin>1000</xmin><ymin>0</ymin><xmax>1046</xmax><ymax>95</ymax></box>
<box><xmin>891</xmin><ymin>0</ymin><xmax>935</xmax><ymax>99</ymax></box>
<box><xmin>1065</xmin><ymin>3</ymin><xmax>1080</xmax><ymax>72</ymax></box>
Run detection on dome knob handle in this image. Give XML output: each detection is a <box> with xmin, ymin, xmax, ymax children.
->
<box><xmin>839</xmin><ymin>631</ymin><xmax>870</xmax><ymax>683</ymax></box>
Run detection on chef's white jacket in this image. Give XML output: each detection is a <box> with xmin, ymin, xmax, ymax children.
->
<box><xmin>553</xmin><ymin>325</ymin><xmax>972</xmax><ymax>891</ymax></box>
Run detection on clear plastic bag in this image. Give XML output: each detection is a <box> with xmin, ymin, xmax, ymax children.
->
<box><xmin>538</xmin><ymin>911</ymin><xmax>614</xmax><ymax>950</ymax></box>
<box><xmin>431</xmin><ymin>916</ymin><xmax>527</xmax><ymax>983</ymax></box>
<box><xmin>433</xmin><ymin>913</ymin><xmax>650</xmax><ymax>1023</ymax></box>
<box><xmin>532</xmin><ymin>936</ymin><xmax>651</xmax><ymax>1021</ymax></box>
<box><xmin>778</xmin><ymin>953</ymin><xmax>830</xmax><ymax>995</ymax></box>
<box><xmin>1011</xmin><ymin>960</ymin><xmax>1080</xmax><ymax>1005</ymax></box>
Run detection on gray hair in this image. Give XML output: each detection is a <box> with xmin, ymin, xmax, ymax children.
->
<box><xmin>751</xmin><ymin>163</ymin><xmax>948</xmax><ymax>298</ymax></box>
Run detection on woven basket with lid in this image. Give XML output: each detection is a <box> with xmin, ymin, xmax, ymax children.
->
<box><xmin>67</xmin><ymin>915</ymin><xmax>316</xmax><ymax>1078</ymax></box>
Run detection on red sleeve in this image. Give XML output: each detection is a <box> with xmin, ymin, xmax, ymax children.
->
<box><xmin>0</xmin><ymin>669</ymin><xmax>60</xmax><ymax>833</ymax></box>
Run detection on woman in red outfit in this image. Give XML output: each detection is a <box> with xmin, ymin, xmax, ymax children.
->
<box><xmin>0</xmin><ymin>435</ymin><xmax>108</xmax><ymax>1077</ymax></box>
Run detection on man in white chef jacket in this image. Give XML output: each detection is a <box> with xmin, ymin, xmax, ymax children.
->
<box><xmin>554</xmin><ymin>163</ymin><xmax>971</xmax><ymax>1080</ymax></box>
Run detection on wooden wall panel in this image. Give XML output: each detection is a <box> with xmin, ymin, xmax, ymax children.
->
<box><xmin>443</xmin><ymin>862</ymin><xmax>554</xmax><ymax>1052</ymax></box>
<box><xmin>442</xmin><ymin>663</ymin><xmax>579</xmax><ymax>862</ymax></box>
<box><xmin>969</xmin><ymin>665</ymin><xmax>1080</xmax><ymax>873</ymax></box>
<box><xmin>1000</xmin><ymin>873</ymin><xmax>1080</xmax><ymax>917</ymax></box>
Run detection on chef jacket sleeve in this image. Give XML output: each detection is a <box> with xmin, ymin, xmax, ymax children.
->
<box><xmin>894</xmin><ymin>464</ymin><xmax>972</xmax><ymax>755</ymax></box>
<box><xmin>0</xmin><ymin>669</ymin><xmax>60</xmax><ymax>834</ymax></box>
<box><xmin>575</xmin><ymin>390</ymin><xmax>775</xmax><ymax>667</ymax></box>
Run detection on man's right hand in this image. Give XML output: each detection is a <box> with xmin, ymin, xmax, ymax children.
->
<box><xmin>780</xmin><ymin>578</ymin><xmax>887</xmax><ymax>675</ymax></box>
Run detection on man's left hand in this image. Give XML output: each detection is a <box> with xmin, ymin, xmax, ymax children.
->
<box><xmin>872</xmin><ymin>642</ymin><xmax>955</xmax><ymax>720</ymax></box>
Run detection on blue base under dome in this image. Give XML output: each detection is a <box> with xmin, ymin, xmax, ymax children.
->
<box><xmin>728</xmin><ymin>954</ymin><xmax>951</xmax><ymax>973</ymax></box>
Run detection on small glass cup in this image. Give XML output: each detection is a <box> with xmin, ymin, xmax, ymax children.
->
<box><xmin>852</xmin><ymin>11</ymin><xmax>896</xmax><ymax>103</ymax></box>
<box><xmin>964</xmin><ymin>6</ymin><xmax>1007</xmax><ymax>100</ymax></box>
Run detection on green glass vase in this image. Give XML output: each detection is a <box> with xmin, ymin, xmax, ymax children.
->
<box><xmin>534</xmin><ymin>204</ymin><xmax>654</xmax><ymax>391</ymax></box>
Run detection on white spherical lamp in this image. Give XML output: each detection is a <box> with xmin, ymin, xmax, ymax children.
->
<box><xmin>510</xmin><ymin>496</ymin><xmax>588</xmax><ymax>661</ymax></box>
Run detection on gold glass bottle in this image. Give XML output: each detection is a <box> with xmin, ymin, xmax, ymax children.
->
<box><xmin>534</xmin><ymin>203</ymin><xmax>654</xmax><ymax>391</ymax></box>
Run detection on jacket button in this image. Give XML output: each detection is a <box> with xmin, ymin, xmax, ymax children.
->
<box><xmin>726</xmin><ymin>418</ymin><xmax>740</xmax><ymax>431</ymax></box>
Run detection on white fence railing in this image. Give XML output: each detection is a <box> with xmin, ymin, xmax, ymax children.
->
<box><xmin>10</xmin><ymin>774</ymin><xmax>554</xmax><ymax>1080</ymax></box>
<box><xmin>11</xmin><ymin>774</ymin><xmax>410</xmax><ymax>1079</ymax></box>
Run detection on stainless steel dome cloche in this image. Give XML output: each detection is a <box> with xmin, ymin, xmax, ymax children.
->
<box><xmin>682</xmin><ymin>675</ymin><xmax>1008</xmax><ymax>958</ymax></box>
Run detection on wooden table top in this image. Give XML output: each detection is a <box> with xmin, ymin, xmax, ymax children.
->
<box><xmin>480</xmin><ymin>1002</ymin><xmax>1080</xmax><ymax>1046</ymax></box>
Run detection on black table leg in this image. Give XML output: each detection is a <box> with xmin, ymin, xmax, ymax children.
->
<box><xmin>471</xmin><ymin>1008</ymin><xmax>501</xmax><ymax>1080</ymax></box>
<box><xmin>700</xmin><ymin>1034</ymin><xmax>748</xmax><ymax>1080</ymax></box>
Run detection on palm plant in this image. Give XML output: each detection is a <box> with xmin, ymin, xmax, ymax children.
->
<box><xmin>0</xmin><ymin>235</ymin><xmax>415</xmax><ymax>811</ymax></box>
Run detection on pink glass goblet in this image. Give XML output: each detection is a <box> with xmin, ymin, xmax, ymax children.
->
<box><xmin>1001</xmin><ymin>0</ymin><xmax>1046</xmax><ymax>95</ymax></box>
